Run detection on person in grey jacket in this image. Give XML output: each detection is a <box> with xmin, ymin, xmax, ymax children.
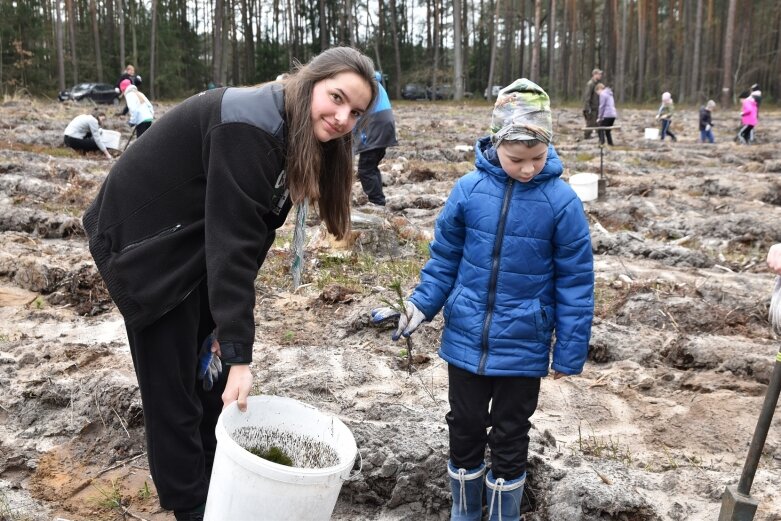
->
<box><xmin>595</xmin><ymin>83</ymin><xmax>617</xmax><ymax>146</ymax></box>
<box><xmin>372</xmin><ymin>79</ymin><xmax>593</xmax><ymax>521</ymax></box>
<box><xmin>83</xmin><ymin>47</ymin><xmax>376</xmax><ymax>521</ymax></box>
<box><xmin>63</xmin><ymin>113</ymin><xmax>113</xmax><ymax>159</ymax></box>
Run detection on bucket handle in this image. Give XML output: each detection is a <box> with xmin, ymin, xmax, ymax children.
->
<box><xmin>344</xmin><ymin>450</ymin><xmax>363</xmax><ymax>482</ymax></box>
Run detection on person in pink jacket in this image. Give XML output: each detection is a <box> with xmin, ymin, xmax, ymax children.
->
<box><xmin>738</xmin><ymin>92</ymin><xmax>758</xmax><ymax>145</ymax></box>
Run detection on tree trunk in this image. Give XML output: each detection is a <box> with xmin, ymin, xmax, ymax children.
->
<box><xmin>389</xmin><ymin>0</ymin><xmax>402</xmax><ymax>99</ymax></box>
<box><xmin>720</xmin><ymin>0</ymin><xmax>736</xmax><ymax>106</ymax></box>
<box><xmin>240</xmin><ymin>0</ymin><xmax>255</xmax><ymax>83</ymax></box>
<box><xmin>319</xmin><ymin>0</ymin><xmax>327</xmax><ymax>51</ymax></box>
<box><xmin>486</xmin><ymin>0</ymin><xmax>502</xmax><ymax>97</ymax></box>
<box><xmin>90</xmin><ymin>0</ymin><xmax>103</xmax><ymax>81</ymax></box>
<box><xmin>431</xmin><ymin>0</ymin><xmax>440</xmax><ymax>100</ymax></box>
<box><xmin>531</xmin><ymin>0</ymin><xmax>542</xmax><ymax>81</ymax></box>
<box><xmin>66</xmin><ymin>0</ymin><xmax>77</xmax><ymax>84</ymax></box>
<box><xmin>213</xmin><ymin>0</ymin><xmax>223</xmax><ymax>85</ymax></box>
<box><xmin>55</xmin><ymin>0</ymin><xmax>66</xmax><ymax>91</ymax></box>
<box><xmin>616</xmin><ymin>0</ymin><xmax>628</xmax><ymax>102</ymax></box>
<box><xmin>149</xmin><ymin>0</ymin><xmax>158</xmax><ymax>98</ymax></box>
<box><xmin>690</xmin><ymin>0</ymin><xmax>703</xmax><ymax>100</ymax></box>
<box><xmin>118</xmin><ymin>0</ymin><xmax>126</xmax><ymax>72</ymax></box>
<box><xmin>501</xmin><ymin>0</ymin><xmax>513</xmax><ymax>85</ymax></box>
<box><xmin>453</xmin><ymin>0</ymin><xmax>464</xmax><ymax>99</ymax></box>
<box><xmin>548</xmin><ymin>0</ymin><xmax>557</xmax><ymax>91</ymax></box>
<box><xmin>636</xmin><ymin>0</ymin><xmax>645</xmax><ymax>100</ymax></box>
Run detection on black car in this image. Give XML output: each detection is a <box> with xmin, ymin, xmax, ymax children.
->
<box><xmin>401</xmin><ymin>83</ymin><xmax>428</xmax><ymax>100</ymax></box>
<box><xmin>58</xmin><ymin>83</ymin><xmax>120</xmax><ymax>104</ymax></box>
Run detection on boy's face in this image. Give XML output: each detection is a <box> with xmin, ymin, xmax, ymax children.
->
<box><xmin>496</xmin><ymin>141</ymin><xmax>549</xmax><ymax>183</ymax></box>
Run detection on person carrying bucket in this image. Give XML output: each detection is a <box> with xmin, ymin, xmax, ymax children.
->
<box><xmin>82</xmin><ymin>47</ymin><xmax>377</xmax><ymax>521</ymax></box>
<box><xmin>656</xmin><ymin>91</ymin><xmax>677</xmax><ymax>142</ymax></box>
<box><xmin>371</xmin><ymin>79</ymin><xmax>594</xmax><ymax>521</ymax></box>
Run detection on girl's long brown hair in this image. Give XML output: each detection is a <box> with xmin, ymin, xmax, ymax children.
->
<box><xmin>282</xmin><ymin>47</ymin><xmax>377</xmax><ymax>240</ymax></box>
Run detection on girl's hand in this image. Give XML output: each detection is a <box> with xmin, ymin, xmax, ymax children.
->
<box><xmin>222</xmin><ymin>364</ymin><xmax>253</xmax><ymax>412</ymax></box>
<box><xmin>553</xmin><ymin>371</ymin><xmax>567</xmax><ymax>380</ymax></box>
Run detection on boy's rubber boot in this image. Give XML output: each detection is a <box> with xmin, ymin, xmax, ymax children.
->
<box><xmin>485</xmin><ymin>469</ymin><xmax>525</xmax><ymax>521</ymax></box>
<box><xmin>448</xmin><ymin>460</ymin><xmax>485</xmax><ymax>521</ymax></box>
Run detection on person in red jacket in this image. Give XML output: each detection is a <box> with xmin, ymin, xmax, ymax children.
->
<box><xmin>83</xmin><ymin>47</ymin><xmax>376</xmax><ymax>521</ymax></box>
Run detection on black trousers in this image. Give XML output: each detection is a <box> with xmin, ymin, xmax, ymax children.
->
<box><xmin>357</xmin><ymin>147</ymin><xmax>387</xmax><ymax>206</ymax></box>
<box><xmin>598</xmin><ymin>117</ymin><xmax>615</xmax><ymax>146</ymax></box>
<box><xmin>64</xmin><ymin>134</ymin><xmax>100</xmax><ymax>152</ymax></box>
<box><xmin>125</xmin><ymin>279</ymin><xmax>228</xmax><ymax>512</ymax></box>
<box><xmin>135</xmin><ymin>120</ymin><xmax>152</xmax><ymax>137</ymax></box>
<box><xmin>446</xmin><ymin>364</ymin><xmax>540</xmax><ymax>480</ymax></box>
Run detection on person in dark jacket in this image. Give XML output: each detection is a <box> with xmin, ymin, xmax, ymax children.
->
<box><xmin>371</xmin><ymin>79</ymin><xmax>594</xmax><ymax>521</ymax></box>
<box><xmin>116</xmin><ymin>64</ymin><xmax>143</xmax><ymax>116</ymax></box>
<box><xmin>699</xmin><ymin>99</ymin><xmax>716</xmax><ymax>143</ymax></box>
<box><xmin>83</xmin><ymin>47</ymin><xmax>376</xmax><ymax>521</ymax></box>
<box><xmin>582</xmin><ymin>68</ymin><xmax>603</xmax><ymax>139</ymax></box>
<box><xmin>353</xmin><ymin>71</ymin><xmax>398</xmax><ymax>206</ymax></box>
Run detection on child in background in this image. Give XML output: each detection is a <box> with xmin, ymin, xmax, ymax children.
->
<box><xmin>595</xmin><ymin>82</ymin><xmax>617</xmax><ymax>146</ymax></box>
<box><xmin>656</xmin><ymin>92</ymin><xmax>677</xmax><ymax>142</ymax></box>
<box><xmin>371</xmin><ymin>79</ymin><xmax>594</xmax><ymax>521</ymax></box>
<box><xmin>738</xmin><ymin>92</ymin><xmax>758</xmax><ymax>145</ymax></box>
<box><xmin>699</xmin><ymin>100</ymin><xmax>716</xmax><ymax>143</ymax></box>
<box><xmin>119</xmin><ymin>79</ymin><xmax>154</xmax><ymax>138</ymax></box>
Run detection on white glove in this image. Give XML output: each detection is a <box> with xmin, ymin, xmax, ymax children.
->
<box><xmin>371</xmin><ymin>301</ymin><xmax>427</xmax><ymax>341</ymax></box>
<box><xmin>705</xmin><ymin>124</ymin><xmax>712</xmax><ymax>131</ymax></box>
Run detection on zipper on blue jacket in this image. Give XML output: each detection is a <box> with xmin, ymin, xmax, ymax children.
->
<box><xmin>478</xmin><ymin>177</ymin><xmax>514</xmax><ymax>374</ymax></box>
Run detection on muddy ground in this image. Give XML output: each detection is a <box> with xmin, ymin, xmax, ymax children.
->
<box><xmin>0</xmin><ymin>95</ymin><xmax>780</xmax><ymax>521</ymax></box>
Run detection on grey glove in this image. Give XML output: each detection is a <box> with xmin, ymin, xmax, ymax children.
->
<box><xmin>371</xmin><ymin>301</ymin><xmax>427</xmax><ymax>341</ymax></box>
<box><xmin>705</xmin><ymin>124</ymin><xmax>712</xmax><ymax>132</ymax></box>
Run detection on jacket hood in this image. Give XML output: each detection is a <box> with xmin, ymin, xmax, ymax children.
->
<box><xmin>602</xmin><ymin>87</ymin><xmax>613</xmax><ymax>96</ymax></box>
<box><xmin>474</xmin><ymin>135</ymin><xmax>563</xmax><ymax>186</ymax></box>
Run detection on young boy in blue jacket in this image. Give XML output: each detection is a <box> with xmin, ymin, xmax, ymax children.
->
<box><xmin>372</xmin><ymin>79</ymin><xmax>594</xmax><ymax>521</ymax></box>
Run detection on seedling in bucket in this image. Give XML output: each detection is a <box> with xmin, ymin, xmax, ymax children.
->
<box><xmin>234</xmin><ymin>426</ymin><xmax>339</xmax><ymax>468</ymax></box>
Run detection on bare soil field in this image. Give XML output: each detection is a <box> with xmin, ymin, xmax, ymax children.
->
<box><xmin>0</xmin><ymin>95</ymin><xmax>780</xmax><ymax>521</ymax></box>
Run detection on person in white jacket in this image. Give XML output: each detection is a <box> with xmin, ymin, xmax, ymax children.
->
<box><xmin>119</xmin><ymin>79</ymin><xmax>154</xmax><ymax>137</ymax></box>
<box><xmin>63</xmin><ymin>113</ymin><xmax>112</xmax><ymax>159</ymax></box>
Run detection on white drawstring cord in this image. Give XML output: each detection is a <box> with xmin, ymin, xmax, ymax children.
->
<box><xmin>488</xmin><ymin>477</ymin><xmax>506</xmax><ymax>521</ymax></box>
<box><xmin>457</xmin><ymin>468</ymin><xmax>468</xmax><ymax>514</ymax></box>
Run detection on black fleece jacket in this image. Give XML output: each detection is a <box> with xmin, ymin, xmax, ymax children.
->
<box><xmin>83</xmin><ymin>84</ymin><xmax>292</xmax><ymax>364</ymax></box>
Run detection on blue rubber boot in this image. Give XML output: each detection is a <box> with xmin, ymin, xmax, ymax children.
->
<box><xmin>485</xmin><ymin>469</ymin><xmax>525</xmax><ymax>521</ymax></box>
<box><xmin>448</xmin><ymin>460</ymin><xmax>485</xmax><ymax>521</ymax></box>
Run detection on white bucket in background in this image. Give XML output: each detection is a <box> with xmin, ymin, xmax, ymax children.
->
<box><xmin>644</xmin><ymin>127</ymin><xmax>659</xmax><ymax>140</ymax></box>
<box><xmin>101</xmin><ymin>129</ymin><xmax>122</xmax><ymax>149</ymax></box>
<box><xmin>569</xmin><ymin>173</ymin><xmax>599</xmax><ymax>202</ymax></box>
<box><xmin>204</xmin><ymin>395</ymin><xmax>357</xmax><ymax>521</ymax></box>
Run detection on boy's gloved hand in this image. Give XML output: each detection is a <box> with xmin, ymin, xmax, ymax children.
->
<box><xmin>371</xmin><ymin>301</ymin><xmax>427</xmax><ymax>341</ymax></box>
<box><xmin>705</xmin><ymin>124</ymin><xmax>712</xmax><ymax>131</ymax></box>
<box><xmin>198</xmin><ymin>333</ymin><xmax>223</xmax><ymax>391</ymax></box>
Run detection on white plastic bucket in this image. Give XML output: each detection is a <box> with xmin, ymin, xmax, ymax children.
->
<box><xmin>569</xmin><ymin>173</ymin><xmax>599</xmax><ymax>202</ymax></box>
<box><xmin>644</xmin><ymin>127</ymin><xmax>659</xmax><ymax>140</ymax></box>
<box><xmin>101</xmin><ymin>129</ymin><xmax>122</xmax><ymax>149</ymax></box>
<box><xmin>204</xmin><ymin>395</ymin><xmax>357</xmax><ymax>521</ymax></box>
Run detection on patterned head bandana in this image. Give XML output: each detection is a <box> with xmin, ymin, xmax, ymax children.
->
<box><xmin>490</xmin><ymin>78</ymin><xmax>553</xmax><ymax>146</ymax></box>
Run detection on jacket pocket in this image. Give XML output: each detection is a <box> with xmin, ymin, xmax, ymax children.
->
<box><xmin>443</xmin><ymin>285</ymin><xmax>464</xmax><ymax>323</ymax></box>
<box><xmin>535</xmin><ymin>303</ymin><xmax>555</xmax><ymax>342</ymax></box>
<box><xmin>118</xmin><ymin>223</ymin><xmax>182</xmax><ymax>254</ymax></box>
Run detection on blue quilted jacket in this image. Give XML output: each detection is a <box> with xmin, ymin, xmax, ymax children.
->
<box><xmin>409</xmin><ymin>137</ymin><xmax>594</xmax><ymax>377</ymax></box>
